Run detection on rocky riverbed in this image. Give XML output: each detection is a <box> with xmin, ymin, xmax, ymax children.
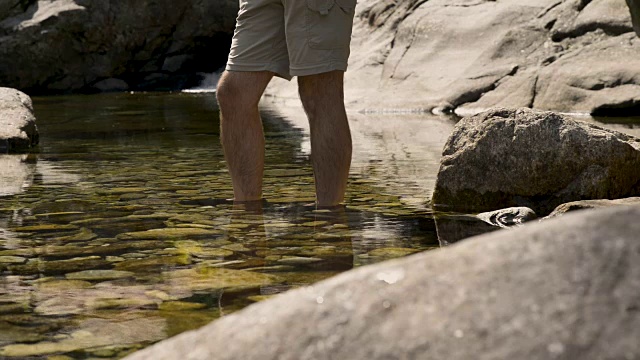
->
<box><xmin>125</xmin><ymin>205</ymin><xmax>640</xmax><ymax>360</ymax></box>
<box><xmin>0</xmin><ymin>92</ymin><xmax>454</xmax><ymax>358</ymax></box>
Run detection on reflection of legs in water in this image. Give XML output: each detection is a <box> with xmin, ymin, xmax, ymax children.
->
<box><xmin>217</xmin><ymin>203</ymin><xmax>359</xmax><ymax>313</ymax></box>
<box><xmin>303</xmin><ymin>205</ymin><xmax>356</xmax><ymax>272</ymax></box>
<box><xmin>217</xmin><ymin>200</ymin><xmax>268</xmax><ymax>317</ymax></box>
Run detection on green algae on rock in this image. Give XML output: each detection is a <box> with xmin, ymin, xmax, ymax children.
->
<box><xmin>65</xmin><ymin>270</ymin><xmax>135</xmax><ymax>281</ymax></box>
<box><xmin>8</xmin><ymin>256</ymin><xmax>111</xmax><ymax>275</ymax></box>
<box><xmin>114</xmin><ymin>255</ymin><xmax>192</xmax><ymax>272</ymax></box>
<box><xmin>0</xmin><ymin>318</ymin><xmax>166</xmax><ymax>357</ymax></box>
<box><xmin>367</xmin><ymin>247</ymin><xmax>421</xmax><ymax>258</ymax></box>
<box><xmin>158</xmin><ymin>301</ymin><xmax>208</xmax><ymax>311</ymax></box>
<box><xmin>161</xmin><ymin>267</ymin><xmax>282</xmax><ymax>293</ymax></box>
<box><xmin>117</xmin><ymin>228</ymin><xmax>223</xmax><ymax>240</ymax></box>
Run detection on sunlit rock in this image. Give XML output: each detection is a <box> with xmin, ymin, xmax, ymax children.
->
<box><xmin>432</xmin><ymin>108</ymin><xmax>640</xmax><ymax>214</ymax></box>
<box><xmin>124</xmin><ymin>206</ymin><xmax>640</xmax><ymax>360</ymax></box>
<box><xmin>267</xmin><ymin>0</ymin><xmax>640</xmax><ymax>115</ymax></box>
<box><xmin>0</xmin><ymin>88</ymin><xmax>38</xmax><ymax>153</ymax></box>
<box><xmin>546</xmin><ymin>196</ymin><xmax>640</xmax><ymax>218</ymax></box>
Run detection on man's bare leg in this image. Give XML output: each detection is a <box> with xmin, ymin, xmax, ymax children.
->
<box><xmin>298</xmin><ymin>71</ymin><xmax>352</xmax><ymax>207</ymax></box>
<box><xmin>216</xmin><ymin>71</ymin><xmax>274</xmax><ymax>201</ymax></box>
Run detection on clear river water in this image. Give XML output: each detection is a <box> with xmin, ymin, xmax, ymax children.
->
<box><xmin>0</xmin><ymin>92</ymin><xmax>638</xmax><ymax>359</ymax></box>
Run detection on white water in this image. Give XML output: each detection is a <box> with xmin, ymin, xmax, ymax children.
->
<box><xmin>183</xmin><ymin>72</ymin><xmax>221</xmax><ymax>93</ymax></box>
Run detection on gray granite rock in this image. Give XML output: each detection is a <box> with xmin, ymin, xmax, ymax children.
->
<box><xmin>0</xmin><ymin>87</ymin><xmax>38</xmax><ymax>152</ymax></box>
<box><xmin>432</xmin><ymin>108</ymin><xmax>640</xmax><ymax>214</ymax></box>
<box><xmin>547</xmin><ymin>196</ymin><xmax>640</xmax><ymax>217</ymax></box>
<box><xmin>267</xmin><ymin>0</ymin><xmax>640</xmax><ymax>115</ymax></box>
<box><xmin>125</xmin><ymin>206</ymin><xmax>640</xmax><ymax>360</ymax></box>
<box><xmin>0</xmin><ymin>0</ymin><xmax>238</xmax><ymax>93</ymax></box>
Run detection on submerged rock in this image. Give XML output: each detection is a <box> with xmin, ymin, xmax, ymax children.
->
<box><xmin>124</xmin><ymin>206</ymin><xmax>640</xmax><ymax>360</ymax></box>
<box><xmin>0</xmin><ymin>87</ymin><xmax>38</xmax><ymax>153</ymax></box>
<box><xmin>0</xmin><ymin>318</ymin><xmax>166</xmax><ymax>357</ymax></box>
<box><xmin>65</xmin><ymin>270</ymin><xmax>135</xmax><ymax>281</ymax></box>
<box><xmin>116</xmin><ymin>228</ymin><xmax>223</xmax><ymax>240</ymax></box>
<box><xmin>432</xmin><ymin>108</ymin><xmax>640</xmax><ymax>214</ymax></box>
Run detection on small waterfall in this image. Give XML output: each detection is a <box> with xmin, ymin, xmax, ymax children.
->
<box><xmin>183</xmin><ymin>71</ymin><xmax>221</xmax><ymax>93</ymax></box>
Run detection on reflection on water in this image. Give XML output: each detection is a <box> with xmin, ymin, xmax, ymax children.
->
<box><xmin>0</xmin><ymin>93</ymin><xmax>439</xmax><ymax>359</ymax></box>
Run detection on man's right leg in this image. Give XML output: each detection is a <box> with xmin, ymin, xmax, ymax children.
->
<box><xmin>216</xmin><ymin>71</ymin><xmax>274</xmax><ymax>202</ymax></box>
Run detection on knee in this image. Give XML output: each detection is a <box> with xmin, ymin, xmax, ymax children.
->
<box><xmin>298</xmin><ymin>72</ymin><xmax>344</xmax><ymax>114</ymax></box>
<box><xmin>216</xmin><ymin>78</ymin><xmax>241</xmax><ymax>110</ymax></box>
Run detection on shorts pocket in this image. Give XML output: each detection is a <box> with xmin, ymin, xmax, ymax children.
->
<box><xmin>306</xmin><ymin>0</ymin><xmax>356</xmax><ymax>50</ymax></box>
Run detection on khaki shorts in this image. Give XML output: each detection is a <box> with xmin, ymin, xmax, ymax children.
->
<box><xmin>226</xmin><ymin>0</ymin><xmax>357</xmax><ymax>80</ymax></box>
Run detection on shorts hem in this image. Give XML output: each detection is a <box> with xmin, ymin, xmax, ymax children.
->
<box><xmin>226</xmin><ymin>62</ymin><xmax>292</xmax><ymax>81</ymax></box>
<box><xmin>290</xmin><ymin>62</ymin><xmax>348</xmax><ymax>77</ymax></box>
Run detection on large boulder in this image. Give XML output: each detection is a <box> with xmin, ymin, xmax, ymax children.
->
<box><xmin>266</xmin><ymin>0</ymin><xmax>640</xmax><ymax>115</ymax></box>
<box><xmin>0</xmin><ymin>87</ymin><xmax>38</xmax><ymax>152</ymax></box>
<box><xmin>431</xmin><ymin>108</ymin><xmax>640</xmax><ymax>214</ymax></box>
<box><xmin>124</xmin><ymin>206</ymin><xmax>640</xmax><ymax>360</ymax></box>
<box><xmin>0</xmin><ymin>0</ymin><xmax>238</xmax><ymax>93</ymax></box>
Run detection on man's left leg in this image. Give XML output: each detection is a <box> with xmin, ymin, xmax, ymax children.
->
<box><xmin>298</xmin><ymin>71</ymin><xmax>352</xmax><ymax>207</ymax></box>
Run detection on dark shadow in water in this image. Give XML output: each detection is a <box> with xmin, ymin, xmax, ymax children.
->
<box><xmin>434</xmin><ymin>214</ymin><xmax>501</xmax><ymax>246</ymax></box>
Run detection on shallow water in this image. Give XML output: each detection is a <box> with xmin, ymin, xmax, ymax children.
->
<box><xmin>1</xmin><ymin>93</ymin><xmax>638</xmax><ymax>359</ymax></box>
<box><xmin>0</xmin><ymin>93</ymin><xmax>445</xmax><ymax>359</ymax></box>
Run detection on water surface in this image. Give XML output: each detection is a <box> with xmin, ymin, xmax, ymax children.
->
<box><xmin>0</xmin><ymin>93</ymin><xmax>443</xmax><ymax>359</ymax></box>
<box><xmin>1</xmin><ymin>93</ymin><xmax>638</xmax><ymax>358</ymax></box>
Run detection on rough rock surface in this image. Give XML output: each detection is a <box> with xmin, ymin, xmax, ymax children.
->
<box><xmin>0</xmin><ymin>87</ymin><xmax>38</xmax><ymax>152</ymax></box>
<box><xmin>547</xmin><ymin>196</ymin><xmax>640</xmax><ymax>217</ymax></box>
<box><xmin>266</xmin><ymin>0</ymin><xmax>640</xmax><ymax>115</ymax></box>
<box><xmin>0</xmin><ymin>0</ymin><xmax>238</xmax><ymax>93</ymax></box>
<box><xmin>125</xmin><ymin>206</ymin><xmax>640</xmax><ymax>360</ymax></box>
<box><xmin>431</xmin><ymin>108</ymin><xmax>640</xmax><ymax>214</ymax></box>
